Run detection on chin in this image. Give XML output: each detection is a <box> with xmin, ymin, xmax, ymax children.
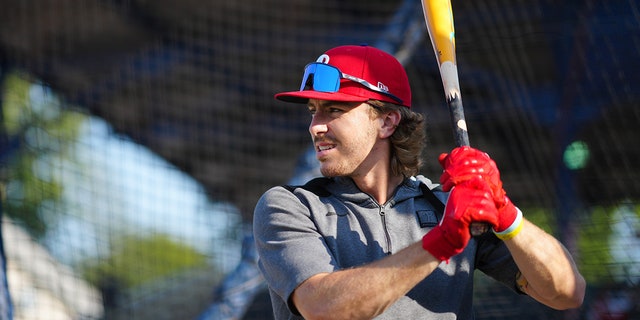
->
<box><xmin>319</xmin><ymin>166</ymin><xmax>341</xmax><ymax>178</ymax></box>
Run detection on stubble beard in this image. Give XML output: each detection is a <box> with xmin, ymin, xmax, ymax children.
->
<box><xmin>318</xmin><ymin>149</ymin><xmax>363</xmax><ymax>178</ymax></box>
<box><xmin>319</xmin><ymin>160</ymin><xmax>344</xmax><ymax>177</ymax></box>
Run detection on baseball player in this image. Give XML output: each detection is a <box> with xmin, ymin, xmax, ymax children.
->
<box><xmin>254</xmin><ymin>45</ymin><xmax>585</xmax><ymax>319</ymax></box>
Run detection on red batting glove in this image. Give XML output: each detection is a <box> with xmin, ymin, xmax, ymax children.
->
<box><xmin>438</xmin><ymin>146</ymin><xmax>523</xmax><ymax>240</ymax></box>
<box><xmin>422</xmin><ymin>178</ymin><xmax>499</xmax><ymax>262</ymax></box>
<box><xmin>438</xmin><ymin>147</ymin><xmax>505</xmax><ymax>200</ymax></box>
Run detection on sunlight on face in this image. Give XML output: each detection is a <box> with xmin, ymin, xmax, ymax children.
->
<box><xmin>308</xmin><ymin>100</ymin><xmax>382</xmax><ymax>178</ymax></box>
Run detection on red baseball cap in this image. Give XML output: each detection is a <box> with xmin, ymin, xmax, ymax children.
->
<box><xmin>275</xmin><ymin>45</ymin><xmax>412</xmax><ymax>108</ymax></box>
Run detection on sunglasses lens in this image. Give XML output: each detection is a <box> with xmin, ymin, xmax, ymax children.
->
<box><xmin>298</xmin><ymin>62</ymin><xmax>403</xmax><ymax>104</ymax></box>
<box><xmin>299</xmin><ymin>63</ymin><xmax>340</xmax><ymax>92</ymax></box>
<box><xmin>299</xmin><ymin>64</ymin><xmax>315</xmax><ymax>91</ymax></box>
<box><xmin>312</xmin><ymin>64</ymin><xmax>340</xmax><ymax>92</ymax></box>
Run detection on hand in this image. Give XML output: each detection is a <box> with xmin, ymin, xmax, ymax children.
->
<box><xmin>422</xmin><ymin>178</ymin><xmax>498</xmax><ymax>262</ymax></box>
<box><xmin>438</xmin><ymin>146</ymin><xmax>504</xmax><ymax>199</ymax></box>
<box><xmin>438</xmin><ymin>146</ymin><xmax>521</xmax><ymax>239</ymax></box>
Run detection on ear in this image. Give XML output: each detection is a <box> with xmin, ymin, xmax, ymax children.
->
<box><xmin>379</xmin><ymin>109</ymin><xmax>401</xmax><ymax>139</ymax></box>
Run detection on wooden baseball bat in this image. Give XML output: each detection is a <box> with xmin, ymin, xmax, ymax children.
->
<box><xmin>421</xmin><ymin>0</ymin><xmax>490</xmax><ymax>236</ymax></box>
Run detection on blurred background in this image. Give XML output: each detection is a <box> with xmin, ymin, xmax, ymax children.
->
<box><xmin>0</xmin><ymin>0</ymin><xmax>638</xmax><ymax>319</ymax></box>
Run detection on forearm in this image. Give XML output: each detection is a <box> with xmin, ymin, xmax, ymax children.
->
<box><xmin>292</xmin><ymin>242</ymin><xmax>441</xmax><ymax>320</ymax></box>
<box><xmin>504</xmin><ymin>219</ymin><xmax>585</xmax><ymax>309</ymax></box>
<box><xmin>437</xmin><ymin>147</ymin><xmax>586</xmax><ymax>309</ymax></box>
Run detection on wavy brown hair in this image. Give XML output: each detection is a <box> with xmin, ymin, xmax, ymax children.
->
<box><xmin>367</xmin><ymin>100</ymin><xmax>426</xmax><ymax>177</ymax></box>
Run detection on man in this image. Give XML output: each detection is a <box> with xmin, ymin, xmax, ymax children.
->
<box><xmin>253</xmin><ymin>44</ymin><xmax>585</xmax><ymax>319</ymax></box>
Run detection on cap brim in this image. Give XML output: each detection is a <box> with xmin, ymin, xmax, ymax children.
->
<box><xmin>275</xmin><ymin>90</ymin><xmax>369</xmax><ymax>104</ymax></box>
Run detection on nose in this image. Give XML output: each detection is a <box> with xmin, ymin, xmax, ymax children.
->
<box><xmin>309</xmin><ymin>113</ymin><xmax>328</xmax><ymax>137</ymax></box>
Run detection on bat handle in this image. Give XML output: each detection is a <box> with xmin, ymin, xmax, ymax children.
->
<box><xmin>448</xmin><ymin>95</ymin><xmax>490</xmax><ymax>237</ymax></box>
<box><xmin>469</xmin><ymin>222</ymin><xmax>491</xmax><ymax>236</ymax></box>
<box><xmin>448</xmin><ymin>94</ymin><xmax>469</xmax><ymax>147</ymax></box>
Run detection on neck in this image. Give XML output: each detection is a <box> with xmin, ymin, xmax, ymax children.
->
<box><xmin>352</xmin><ymin>172</ymin><xmax>405</xmax><ymax>205</ymax></box>
<box><xmin>349</xmin><ymin>137</ymin><xmax>403</xmax><ymax>204</ymax></box>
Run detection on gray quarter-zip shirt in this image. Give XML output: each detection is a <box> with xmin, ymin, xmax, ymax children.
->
<box><xmin>253</xmin><ymin>175</ymin><xmax>520</xmax><ymax>319</ymax></box>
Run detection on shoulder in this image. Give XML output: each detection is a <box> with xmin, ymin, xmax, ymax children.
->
<box><xmin>256</xmin><ymin>184</ymin><xmax>300</xmax><ymax>206</ymax></box>
<box><xmin>283</xmin><ymin>177</ymin><xmax>333</xmax><ymax>197</ymax></box>
<box><xmin>254</xmin><ymin>177</ymin><xmax>335</xmax><ymax>220</ymax></box>
<box><xmin>253</xmin><ymin>184</ymin><xmax>315</xmax><ymax>237</ymax></box>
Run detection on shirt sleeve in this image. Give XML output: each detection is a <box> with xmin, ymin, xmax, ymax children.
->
<box><xmin>253</xmin><ymin>186</ymin><xmax>338</xmax><ymax>314</ymax></box>
<box><xmin>474</xmin><ymin>233</ymin><xmax>524</xmax><ymax>294</ymax></box>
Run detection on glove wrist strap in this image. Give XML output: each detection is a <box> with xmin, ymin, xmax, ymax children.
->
<box><xmin>493</xmin><ymin>207</ymin><xmax>523</xmax><ymax>240</ymax></box>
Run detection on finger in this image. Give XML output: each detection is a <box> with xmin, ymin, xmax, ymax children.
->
<box><xmin>438</xmin><ymin>152</ymin><xmax>449</xmax><ymax>167</ymax></box>
<box><xmin>456</xmin><ymin>179</ymin><xmax>500</xmax><ymax>228</ymax></box>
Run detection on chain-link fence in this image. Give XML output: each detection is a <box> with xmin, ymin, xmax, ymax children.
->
<box><xmin>1</xmin><ymin>0</ymin><xmax>638</xmax><ymax>319</ymax></box>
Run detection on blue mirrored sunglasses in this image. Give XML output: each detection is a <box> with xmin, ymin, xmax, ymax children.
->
<box><xmin>299</xmin><ymin>62</ymin><xmax>403</xmax><ymax>104</ymax></box>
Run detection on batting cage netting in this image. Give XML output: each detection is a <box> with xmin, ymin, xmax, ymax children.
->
<box><xmin>0</xmin><ymin>0</ymin><xmax>638</xmax><ymax>319</ymax></box>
